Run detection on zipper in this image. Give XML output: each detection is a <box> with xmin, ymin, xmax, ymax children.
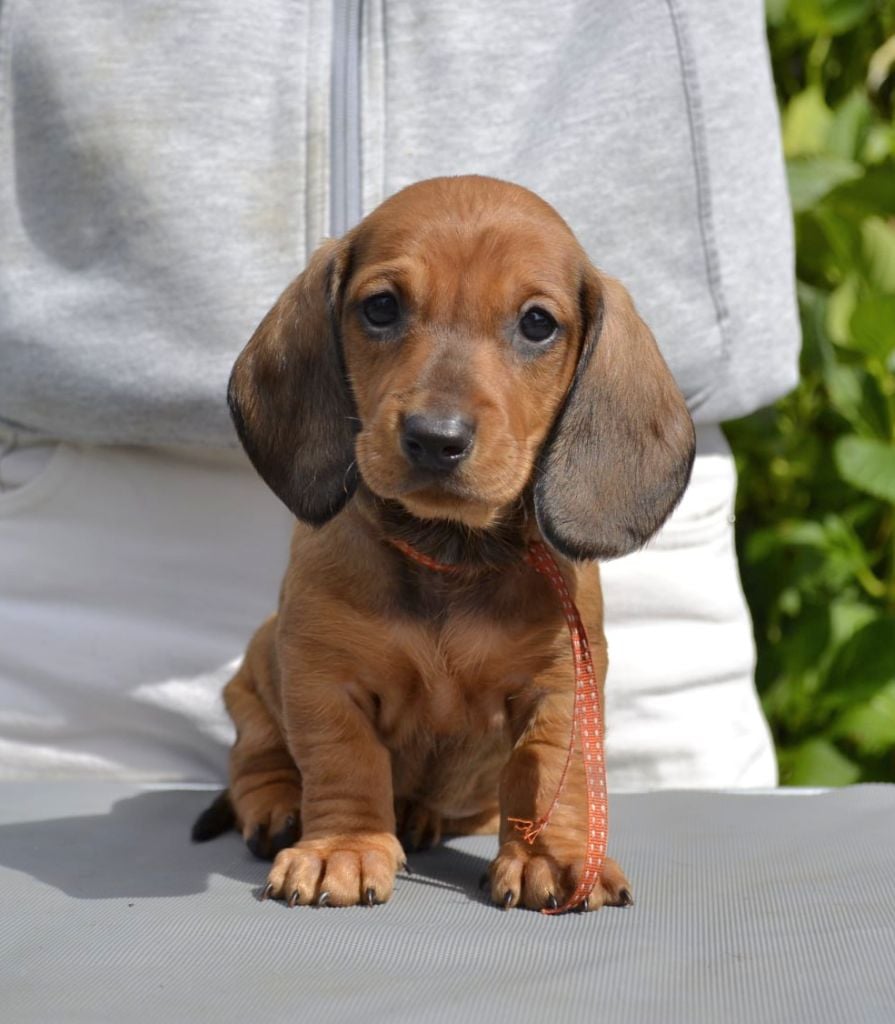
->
<box><xmin>330</xmin><ymin>0</ymin><xmax>364</xmax><ymax>237</ymax></box>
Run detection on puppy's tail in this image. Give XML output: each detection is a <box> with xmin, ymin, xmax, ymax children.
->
<box><xmin>191</xmin><ymin>789</ymin><xmax>236</xmax><ymax>843</ymax></box>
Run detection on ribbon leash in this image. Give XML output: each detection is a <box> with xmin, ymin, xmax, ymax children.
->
<box><xmin>514</xmin><ymin>540</ymin><xmax>607</xmax><ymax>914</ymax></box>
<box><xmin>388</xmin><ymin>535</ymin><xmax>608</xmax><ymax>914</ymax></box>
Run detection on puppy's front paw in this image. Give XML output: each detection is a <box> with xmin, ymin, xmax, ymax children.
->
<box><xmin>263</xmin><ymin>832</ymin><xmax>406</xmax><ymax>907</ymax></box>
<box><xmin>489</xmin><ymin>840</ymin><xmax>632</xmax><ymax>912</ymax></box>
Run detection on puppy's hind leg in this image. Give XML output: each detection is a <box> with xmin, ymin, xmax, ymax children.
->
<box><xmin>193</xmin><ymin>620</ymin><xmax>304</xmax><ymax>860</ymax></box>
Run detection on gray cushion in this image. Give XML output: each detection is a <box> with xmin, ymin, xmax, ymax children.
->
<box><xmin>2</xmin><ymin>783</ymin><xmax>894</xmax><ymax>1022</ymax></box>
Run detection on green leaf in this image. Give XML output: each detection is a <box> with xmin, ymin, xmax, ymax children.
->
<box><xmin>797</xmin><ymin>283</ymin><xmax>835</xmax><ymax>373</ymax></box>
<box><xmin>834</xmin><ymin>436</ymin><xmax>895</xmax><ymax>502</ymax></box>
<box><xmin>862</xmin><ymin>125</ymin><xmax>895</xmax><ymax>166</ymax></box>
<box><xmin>828</xmin><ymin>598</ymin><xmax>880</xmax><ymax>648</ymax></box>
<box><xmin>848</xmin><ymin>294</ymin><xmax>895</xmax><ymax>361</ymax></box>
<box><xmin>823</xmin><ymin>361</ymin><xmax>891</xmax><ymax>438</ymax></box>
<box><xmin>777</xmin><ymin>520</ymin><xmax>829</xmax><ymax>547</ymax></box>
<box><xmin>781</xmin><ymin>738</ymin><xmax>860</xmax><ymax>786</ymax></box>
<box><xmin>827</xmin><ymin>89</ymin><xmax>872</xmax><ymax>160</ymax></box>
<box><xmin>867</xmin><ymin>34</ymin><xmax>895</xmax><ymax>96</ymax></box>
<box><xmin>826</xmin><ymin>274</ymin><xmax>859</xmax><ymax>344</ymax></box>
<box><xmin>787</xmin><ymin>156</ymin><xmax>863</xmax><ymax>213</ymax></box>
<box><xmin>816</xmin><ymin>514</ymin><xmax>879</xmax><ymax>593</ymax></box>
<box><xmin>783</xmin><ymin>86</ymin><xmax>834</xmax><ymax>157</ymax></box>
<box><xmin>812</xmin><ymin>206</ymin><xmax>863</xmax><ymax>275</ymax></box>
<box><xmin>833</xmin><ymin>682</ymin><xmax>895</xmax><ymax>756</ymax></box>
<box><xmin>765</xmin><ymin>0</ymin><xmax>790</xmax><ymax>28</ymax></box>
<box><xmin>823</xmin><ymin>618</ymin><xmax>895</xmax><ymax>706</ymax></box>
<box><xmin>827</xmin><ymin>164</ymin><xmax>895</xmax><ymax>217</ymax></box>
<box><xmin>861</xmin><ymin>217</ymin><xmax>895</xmax><ymax>293</ymax></box>
<box><xmin>779</xmin><ymin>605</ymin><xmax>832</xmax><ymax>677</ymax></box>
<box><xmin>791</xmin><ymin>0</ymin><xmax>875</xmax><ymax>36</ymax></box>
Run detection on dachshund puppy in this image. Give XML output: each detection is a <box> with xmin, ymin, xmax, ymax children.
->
<box><xmin>193</xmin><ymin>175</ymin><xmax>695</xmax><ymax>911</ymax></box>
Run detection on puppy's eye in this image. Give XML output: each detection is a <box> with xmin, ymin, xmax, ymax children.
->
<box><xmin>519</xmin><ymin>307</ymin><xmax>557</xmax><ymax>343</ymax></box>
<box><xmin>362</xmin><ymin>292</ymin><xmax>400</xmax><ymax>328</ymax></box>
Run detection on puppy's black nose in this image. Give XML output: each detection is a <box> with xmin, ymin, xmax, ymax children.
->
<box><xmin>401</xmin><ymin>413</ymin><xmax>475</xmax><ymax>473</ymax></box>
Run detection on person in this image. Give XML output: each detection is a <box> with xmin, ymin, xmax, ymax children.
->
<box><xmin>0</xmin><ymin>0</ymin><xmax>798</xmax><ymax>788</ymax></box>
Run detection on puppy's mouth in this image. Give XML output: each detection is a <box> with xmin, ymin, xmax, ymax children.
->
<box><xmin>357</xmin><ymin>457</ymin><xmax>514</xmax><ymax>528</ymax></box>
<box><xmin>374</xmin><ymin>470</ymin><xmax>501</xmax><ymax>528</ymax></box>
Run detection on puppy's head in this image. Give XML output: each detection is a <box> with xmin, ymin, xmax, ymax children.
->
<box><xmin>229</xmin><ymin>175</ymin><xmax>695</xmax><ymax>559</ymax></box>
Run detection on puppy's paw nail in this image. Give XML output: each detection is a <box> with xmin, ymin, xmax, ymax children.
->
<box><xmin>618</xmin><ymin>888</ymin><xmax>634</xmax><ymax>907</ymax></box>
<box><xmin>364</xmin><ymin>887</ymin><xmax>379</xmax><ymax>907</ymax></box>
<box><xmin>401</xmin><ymin>861</ymin><xmax>413</xmax><ymax>876</ymax></box>
<box><xmin>287</xmin><ymin>889</ymin><xmax>301</xmax><ymax>908</ymax></box>
<box><xmin>317</xmin><ymin>890</ymin><xmax>331</xmax><ymax>907</ymax></box>
<box><xmin>260</xmin><ymin>882</ymin><xmax>275</xmax><ymax>902</ymax></box>
<box><xmin>546</xmin><ymin>892</ymin><xmax>558</xmax><ymax>910</ymax></box>
<box><xmin>503</xmin><ymin>890</ymin><xmax>514</xmax><ymax>909</ymax></box>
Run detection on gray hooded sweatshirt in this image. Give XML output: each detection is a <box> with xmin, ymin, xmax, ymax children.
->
<box><xmin>0</xmin><ymin>0</ymin><xmax>799</xmax><ymax>446</ymax></box>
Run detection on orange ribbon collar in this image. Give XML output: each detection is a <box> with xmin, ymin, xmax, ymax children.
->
<box><xmin>388</xmin><ymin>535</ymin><xmax>608</xmax><ymax>915</ymax></box>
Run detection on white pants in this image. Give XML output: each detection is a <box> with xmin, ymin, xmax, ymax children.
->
<box><xmin>0</xmin><ymin>427</ymin><xmax>776</xmax><ymax>789</ymax></box>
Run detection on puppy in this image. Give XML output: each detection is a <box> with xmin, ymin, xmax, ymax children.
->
<box><xmin>193</xmin><ymin>175</ymin><xmax>695</xmax><ymax>911</ymax></box>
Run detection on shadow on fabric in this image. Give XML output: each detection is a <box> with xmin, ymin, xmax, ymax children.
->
<box><xmin>0</xmin><ymin>788</ymin><xmax>493</xmax><ymax>902</ymax></box>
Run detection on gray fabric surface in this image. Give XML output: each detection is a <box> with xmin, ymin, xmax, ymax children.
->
<box><xmin>2</xmin><ymin>783</ymin><xmax>893</xmax><ymax>1022</ymax></box>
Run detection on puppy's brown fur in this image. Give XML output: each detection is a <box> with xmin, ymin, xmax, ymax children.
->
<box><xmin>194</xmin><ymin>176</ymin><xmax>695</xmax><ymax>910</ymax></box>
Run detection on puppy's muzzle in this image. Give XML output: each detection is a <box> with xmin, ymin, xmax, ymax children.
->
<box><xmin>400</xmin><ymin>413</ymin><xmax>476</xmax><ymax>474</ymax></box>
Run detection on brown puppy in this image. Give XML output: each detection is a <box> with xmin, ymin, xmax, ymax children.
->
<box><xmin>193</xmin><ymin>175</ymin><xmax>695</xmax><ymax>911</ymax></box>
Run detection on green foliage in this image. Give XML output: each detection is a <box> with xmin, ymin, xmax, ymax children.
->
<box><xmin>725</xmin><ymin>0</ymin><xmax>895</xmax><ymax>785</ymax></box>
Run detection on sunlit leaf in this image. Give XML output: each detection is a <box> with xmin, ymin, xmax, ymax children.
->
<box><xmin>847</xmin><ymin>294</ymin><xmax>895</xmax><ymax>360</ymax></box>
<box><xmin>791</xmin><ymin>0</ymin><xmax>875</xmax><ymax>36</ymax></box>
<box><xmin>833</xmin><ymin>683</ymin><xmax>895</xmax><ymax>755</ymax></box>
<box><xmin>823</xmin><ymin>361</ymin><xmax>891</xmax><ymax>438</ymax></box>
<box><xmin>861</xmin><ymin>217</ymin><xmax>895</xmax><ymax>292</ymax></box>
<box><xmin>827</xmin><ymin>90</ymin><xmax>872</xmax><ymax>160</ymax></box>
<box><xmin>787</xmin><ymin>156</ymin><xmax>863</xmax><ymax>212</ymax></box>
<box><xmin>826</xmin><ymin>274</ymin><xmax>859</xmax><ymax>343</ymax></box>
<box><xmin>780</xmin><ymin>738</ymin><xmax>860</xmax><ymax>786</ymax></box>
<box><xmin>784</xmin><ymin>86</ymin><xmax>834</xmax><ymax>157</ymax></box>
<box><xmin>828</xmin><ymin>599</ymin><xmax>880</xmax><ymax>648</ymax></box>
<box><xmin>777</xmin><ymin>520</ymin><xmax>829</xmax><ymax>547</ymax></box>
<box><xmin>766</xmin><ymin>0</ymin><xmax>790</xmax><ymax>28</ymax></box>
<box><xmin>867</xmin><ymin>34</ymin><xmax>895</xmax><ymax>95</ymax></box>
<box><xmin>834</xmin><ymin>436</ymin><xmax>895</xmax><ymax>502</ymax></box>
<box><xmin>861</xmin><ymin>125</ymin><xmax>895</xmax><ymax>165</ymax></box>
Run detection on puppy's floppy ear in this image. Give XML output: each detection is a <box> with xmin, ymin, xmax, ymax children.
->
<box><xmin>535</xmin><ymin>269</ymin><xmax>696</xmax><ymax>561</ymax></box>
<box><xmin>228</xmin><ymin>238</ymin><xmax>358</xmax><ymax>525</ymax></box>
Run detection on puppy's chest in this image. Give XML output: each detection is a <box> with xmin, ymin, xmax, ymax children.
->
<box><xmin>371</xmin><ymin>612</ymin><xmax>559</xmax><ymax>744</ymax></box>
